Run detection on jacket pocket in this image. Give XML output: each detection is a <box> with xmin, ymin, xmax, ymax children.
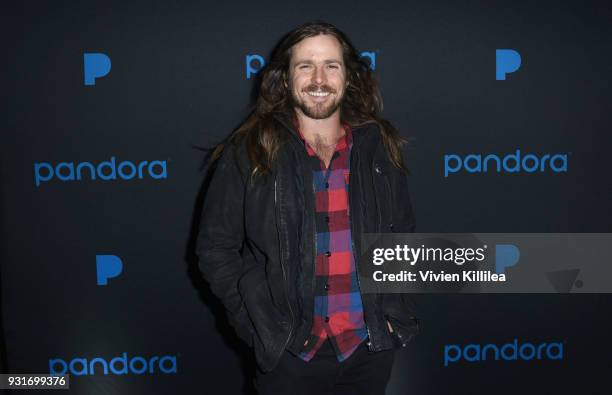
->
<box><xmin>374</xmin><ymin>162</ymin><xmax>395</xmax><ymax>232</ymax></box>
<box><xmin>238</xmin><ymin>267</ymin><xmax>288</xmax><ymax>352</ymax></box>
<box><xmin>385</xmin><ymin>314</ymin><xmax>420</xmax><ymax>348</ymax></box>
<box><xmin>382</xmin><ymin>293</ymin><xmax>420</xmax><ymax>347</ymax></box>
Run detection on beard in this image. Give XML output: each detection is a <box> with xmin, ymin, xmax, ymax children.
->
<box><xmin>289</xmin><ymin>83</ymin><xmax>344</xmax><ymax>120</ymax></box>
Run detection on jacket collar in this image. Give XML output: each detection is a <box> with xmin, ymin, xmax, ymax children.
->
<box><xmin>272</xmin><ymin>111</ymin><xmax>378</xmax><ymax>149</ymax></box>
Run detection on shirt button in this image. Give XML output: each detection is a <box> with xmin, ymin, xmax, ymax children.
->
<box><xmin>325</xmin><ymin>316</ymin><xmax>330</xmax><ymax>323</ymax></box>
<box><xmin>325</xmin><ymin>182</ymin><xmax>329</xmax><ymax>189</ymax></box>
<box><xmin>325</xmin><ymin>251</ymin><xmax>331</xmax><ymax>257</ymax></box>
<box><xmin>325</xmin><ymin>216</ymin><xmax>330</xmax><ymax>223</ymax></box>
<box><xmin>324</xmin><ymin>283</ymin><xmax>330</xmax><ymax>290</ymax></box>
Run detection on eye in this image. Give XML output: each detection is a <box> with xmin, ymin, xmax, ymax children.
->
<box><xmin>327</xmin><ymin>64</ymin><xmax>340</xmax><ymax>69</ymax></box>
<box><xmin>299</xmin><ymin>64</ymin><xmax>312</xmax><ymax>70</ymax></box>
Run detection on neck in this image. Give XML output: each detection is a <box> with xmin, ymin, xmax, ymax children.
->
<box><xmin>294</xmin><ymin>108</ymin><xmax>344</xmax><ymax>146</ymax></box>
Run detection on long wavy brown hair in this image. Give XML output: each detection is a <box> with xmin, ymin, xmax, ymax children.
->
<box><xmin>211</xmin><ymin>21</ymin><xmax>407</xmax><ymax>175</ymax></box>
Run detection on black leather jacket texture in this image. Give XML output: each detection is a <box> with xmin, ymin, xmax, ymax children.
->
<box><xmin>197</xmin><ymin>114</ymin><xmax>420</xmax><ymax>372</ymax></box>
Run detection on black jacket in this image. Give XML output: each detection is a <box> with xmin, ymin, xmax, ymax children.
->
<box><xmin>197</xmin><ymin>114</ymin><xmax>420</xmax><ymax>372</ymax></box>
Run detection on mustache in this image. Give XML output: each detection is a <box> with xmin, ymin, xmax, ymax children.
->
<box><xmin>303</xmin><ymin>84</ymin><xmax>337</xmax><ymax>94</ymax></box>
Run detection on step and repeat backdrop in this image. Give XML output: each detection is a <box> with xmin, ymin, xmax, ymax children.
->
<box><xmin>2</xmin><ymin>1</ymin><xmax>611</xmax><ymax>394</ymax></box>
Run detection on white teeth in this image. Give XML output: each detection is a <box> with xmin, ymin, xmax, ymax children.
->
<box><xmin>307</xmin><ymin>91</ymin><xmax>331</xmax><ymax>97</ymax></box>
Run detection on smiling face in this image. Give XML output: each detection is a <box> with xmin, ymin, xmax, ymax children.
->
<box><xmin>288</xmin><ymin>34</ymin><xmax>347</xmax><ymax>120</ymax></box>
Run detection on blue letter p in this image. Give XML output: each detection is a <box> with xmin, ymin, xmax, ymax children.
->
<box><xmin>84</xmin><ymin>53</ymin><xmax>112</xmax><ymax>86</ymax></box>
<box><xmin>96</xmin><ymin>255</ymin><xmax>123</xmax><ymax>285</ymax></box>
<box><xmin>495</xmin><ymin>244</ymin><xmax>520</xmax><ymax>274</ymax></box>
<box><xmin>496</xmin><ymin>49</ymin><xmax>521</xmax><ymax>80</ymax></box>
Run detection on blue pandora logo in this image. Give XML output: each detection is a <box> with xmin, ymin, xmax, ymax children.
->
<box><xmin>444</xmin><ymin>338</ymin><xmax>563</xmax><ymax>367</ymax></box>
<box><xmin>96</xmin><ymin>255</ymin><xmax>123</xmax><ymax>286</ymax></box>
<box><xmin>49</xmin><ymin>352</ymin><xmax>177</xmax><ymax>376</ymax></box>
<box><xmin>444</xmin><ymin>150</ymin><xmax>568</xmax><ymax>177</ymax></box>
<box><xmin>496</xmin><ymin>49</ymin><xmax>521</xmax><ymax>80</ymax></box>
<box><xmin>83</xmin><ymin>53</ymin><xmax>111</xmax><ymax>86</ymax></box>
<box><xmin>33</xmin><ymin>157</ymin><xmax>168</xmax><ymax>187</ymax></box>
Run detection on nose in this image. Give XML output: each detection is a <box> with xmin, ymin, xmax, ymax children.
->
<box><xmin>312</xmin><ymin>65</ymin><xmax>326</xmax><ymax>85</ymax></box>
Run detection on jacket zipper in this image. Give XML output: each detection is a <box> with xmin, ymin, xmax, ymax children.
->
<box><xmin>311</xmin><ymin>175</ymin><xmax>317</xmax><ymax>338</ymax></box>
<box><xmin>348</xmin><ymin>149</ymin><xmax>374</xmax><ymax>351</ymax></box>
<box><xmin>285</xmin><ymin>132</ymin><xmax>317</xmax><ymax>350</ymax></box>
<box><xmin>274</xmin><ymin>178</ymin><xmax>295</xmax><ymax>353</ymax></box>
<box><xmin>383</xmin><ymin>174</ymin><xmax>394</xmax><ymax>231</ymax></box>
<box><xmin>373</xmin><ymin>165</ymin><xmax>383</xmax><ymax>232</ymax></box>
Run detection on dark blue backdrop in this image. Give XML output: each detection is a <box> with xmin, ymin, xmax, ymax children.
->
<box><xmin>1</xmin><ymin>1</ymin><xmax>611</xmax><ymax>394</ymax></box>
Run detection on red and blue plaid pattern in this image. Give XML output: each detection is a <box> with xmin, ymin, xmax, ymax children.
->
<box><xmin>297</xmin><ymin>125</ymin><xmax>368</xmax><ymax>362</ymax></box>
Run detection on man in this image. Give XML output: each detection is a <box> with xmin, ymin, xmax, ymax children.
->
<box><xmin>197</xmin><ymin>21</ymin><xmax>419</xmax><ymax>395</ymax></box>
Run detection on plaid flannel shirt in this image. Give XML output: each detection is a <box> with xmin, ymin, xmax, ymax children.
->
<box><xmin>297</xmin><ymin>125</ymin><xmax>368</xmax><ymax>362</ymax></box>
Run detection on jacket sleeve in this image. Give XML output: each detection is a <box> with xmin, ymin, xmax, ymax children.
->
<box><xmin>196</xmin><ymin>143</ymin><xmax>253</xmax><ymax>344</ymax></box>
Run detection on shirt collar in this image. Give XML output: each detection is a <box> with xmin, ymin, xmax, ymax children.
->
<box><xmin>296</xmin><ymin>122</ymin><xmax>353</xmax><ymax>156</ymax></box>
